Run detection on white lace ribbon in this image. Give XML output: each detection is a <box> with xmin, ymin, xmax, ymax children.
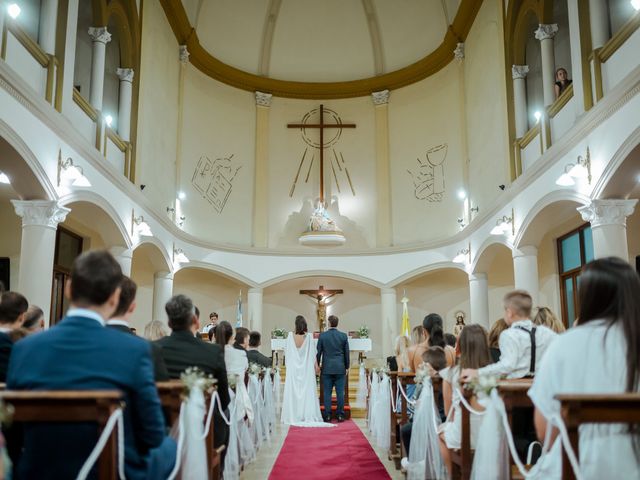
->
<box><xmin>396</xmin><ymin>378</ymin><xmax>417</xmax><ymax>406</ymax></box>
<box><xmin>455</xmin><ymin>387</ymin><xmax>486</xmax><ymax>416</ymax></box>
<box><xmin>76</xmin><ymin>408</ymin><xmax>126</xmax><ymax>480</ymax></box>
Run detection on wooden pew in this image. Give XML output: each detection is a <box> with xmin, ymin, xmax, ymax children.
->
<box><xmin>449</xmin><ymin>386</ymin><xmax>474</xmax><ymax>480</ymax></box>
<box><xmin>497</xmin><ymin>379</ymin><xmax>534</xmax><ymax>480</ymax></box>
<box><xmin>556</xmin><ymin>393</ymin><xmax>640</xmax><ymax>480</ymax></box>
<box><xmin>388</xmin><ymin>372</ymin><xmax>415</xmax><ymax>469</ymax></box>
<box><xmin>0</xmin><ymin>390</ymin><xmax>124</xmax><ymax>480</ymax></box>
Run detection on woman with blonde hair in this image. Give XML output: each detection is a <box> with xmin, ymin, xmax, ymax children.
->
<box><xmin>389</xmin><ymin>335</ymin><xmax>410</xmax><ymax>372</ymax></box>
<box><xmin>487</xmin><ymin>318</ymin><xmax>508</xmax><ymax>362</ymax></box>
<box><xmin>407</xmin><ymin>326</ymin><xmax>429</xmax><ymax>372</ymax></box>
<box><xmin>143</xmin><ymin>319</ymin><xmax>168</xmax><ymax>341</ymax></box>
<box><xmin>533</xmin><ymin>306</ymin><xmax>565</xmax><ymax>333</ymax></box>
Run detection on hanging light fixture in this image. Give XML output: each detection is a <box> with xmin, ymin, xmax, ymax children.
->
<box><xmin>556</xmin><ymin>148</ymin><xmax>591</xmax><ymax>186</ymax></box>
<box><xmin>131</xmin><ymin>209</ymin><xmax>152</xmax><ymax>237</ymax></box>
<box><xmin>453</xmin><ymin>243</ymin><xmax>471</xmax><ymax>264</ymax></box>
<box><xmin>57</xmin><ymin>150</ymin><xmax>91</xmax><ymax>187</ymax></box>
<box><xmin>173</xmin><ymin>243</ymin><xmax>189</xmax><ymax>264</ymax></box>
<box><xmin>490</xmin><ymin>208</ymin><xmax>515</xmax><ymax>236</ymax></box>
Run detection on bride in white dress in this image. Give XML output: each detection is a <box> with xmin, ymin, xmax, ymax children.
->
<box><xmin>281</xmin><ymin>316</ymin><xmax>334</xmax><ymax>427</ymax></box>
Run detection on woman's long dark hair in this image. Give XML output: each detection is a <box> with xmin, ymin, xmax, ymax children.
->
<box><xmin>579</xmin><ymin>258</ymin><xmax>640</xmax><ymax>394</ymax></box>
<box><xmin>458</xmin><ymin>324</ymin><xmax>491</xmax><ymax>370</ymax></box>
<box><xmin>215</xmin><ymin>321</ymin><xmax>233</xmax><ymax>347</ymax></box>
<box><xmin>578</xmin><ymin>257</ymin><xmax>640</xmax><ymax>455</ymax></box>
<box><xmin>428</xmin><ymin>325</ymin><xmax>446</xmax><ymax>348</ymax></box>
<box><xmin>295</xmin><ymin>315</ymin><xmax>307</xmax><ymax>334</ymax></box>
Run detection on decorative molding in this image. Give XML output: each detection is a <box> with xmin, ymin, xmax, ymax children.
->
<box><xmin>179</xmin><ymin>45</ymin><xmax>190</xmax><ymax>63</ymax></box>
<box><xmin>255</xmin><ymin>91</ymin><xmax>273</xmax><ymax>107</ymax></box>
<box><xmin>454</xmin><ymin>42</ymin><xmax>465</xmax><ymax>60</ymax></box>
<box><xmin>371</xmin><ymin>89</ymin><xmax>390</xmax><ymax>105</ymax></box>
<box><xmin>578</xmin><ymin>199</ymin><xmax>638</xmax><ymax>228</ymax></box>
<box><xmin>158</xmin><ymin>0</ymin><xmax>484</xmax><ymax>99</ymax></box>
<box><xmin>11</xmin><ymin>200</ymin><xmax>70</xmax><ymax>229</ymax></box>
<box><xmin>88</xmin><ymin>26</ymin><xmax>111</xmax><ymax>44</ymax></box>
<box><xmin>512</xmin><ymin>245</ymin><xmax>538</xmax><ymax>259</ymax></box>
<box><xmin>154</xmin><ymin>271</ymin><xmax>174</xmax><ymax>281</ymax></box>
<box><xmin>512</xmin><ymin>64</ymin><xmax>529</xmax><ymax>80</ymax></box>
<box><xmin>534</xmin><ymin>23</ymin><xmax>558</xmax><ymax>41</ymax></box>
<box><xmin>116</xmin><ymin>68</ymin><xmax>134</xmax><ymax>83</ymax></box>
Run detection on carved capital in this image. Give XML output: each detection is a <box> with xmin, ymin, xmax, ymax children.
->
<box><xmin>179</xmin><ymin>45</ymin><xmax>190</xmax><ymax>63</ymax></box>
<box><xmin>512</xmin><ymin>65</ymin><xmax>529</xmax><ymax>80</ymax></box>
<box><xmin>255</xmin><ymin>91</ymin><xmax>273</xmax><ymax>107</ymax></box>
<box><xmin>371</xmin><ymin>89</ymin><xmax>390</xmax><ymax>105</ymax></box>
<box><xmin>116</xmin><ymin>68</ymin><xmax>134</xmax><ymax>83</ymax></box>
<box><xmin>578</xmin><ymin>199</ymin><xmax>638</xmax><ymax>228</ymax></box>
<box><xmin>88</xmin><ymin>26</ymin><xmax>111</xmax><ymax>44</ymax></box>
<box><xmin>154</xmin><ymin>271</ymin><xmax>174</xmax><ymax>281</ymax></box>
<box><xmin>454</xmin><ymin>42</ymin><xmax>465</xmax><ymax>60</ymax></box>
<box><xmin>535</xmin><ymin>24</ymin><xmax>558</xmax><ymax>41</ymax></box>
<box><xmin>512</xmin><ymin>245</ymin><xmax>538</xmax><ymax>259</ymax></box>
<box><xmin>11</xmin><ymin>200</ymin><xmax>70</xmax><ymax>229</ymax></box>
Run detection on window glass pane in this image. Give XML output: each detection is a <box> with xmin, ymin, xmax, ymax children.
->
<box><xmin>565</xmin><ymin>276</ymin><xmax>576</xmax><ymax>327</ymax></box>
<box><xmin>583</xmin><ymin>227</ymin><xmax>594</xmax><ymax>263</ymax></box>
<box><xmin>561</xmin><ymin>233</ymin><xmax>581</xmax><ymax>272</ymax></box>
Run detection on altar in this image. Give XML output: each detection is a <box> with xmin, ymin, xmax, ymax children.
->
<box><xmin>270</xmin><ymin>337</ymin><xmax>372</xmax><ymax>366</ymax></box>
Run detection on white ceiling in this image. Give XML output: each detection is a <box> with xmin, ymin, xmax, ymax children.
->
<box><xmin>182</xmin><ymin>0</ymin><xmax>461</xmax><ymax>82</ymax></box>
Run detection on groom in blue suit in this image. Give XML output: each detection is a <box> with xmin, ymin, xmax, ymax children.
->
<box><xmin>7</xmin><ymin>250</ymin><xmax>176</xmax><ymax>480</ymax></box>
<box><xmin>316</xmin><ymin>315</ymin><xmax>350</xmax><ymax>422</ymax></box>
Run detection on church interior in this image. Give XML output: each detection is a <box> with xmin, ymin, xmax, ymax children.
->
<box><xmin>0</xmin><ymin>0</ymin><xmax>640</xmax><ymax>478</ymax></box>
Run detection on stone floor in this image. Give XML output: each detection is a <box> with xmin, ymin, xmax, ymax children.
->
<box><xmin>240</xmin><ymin>418</ymin><xmax>403</xmax><ymax>479</ymax></box>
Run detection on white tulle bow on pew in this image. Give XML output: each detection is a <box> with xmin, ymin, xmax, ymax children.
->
<box><xmin>368</xmin><ymin>371</ymin><xmax>391</xmax><ymax>451</ymax></box>
<box><xmin>354</xmin><ymin>363</ymin><xmax>367</xmax><ymax>408</ymax></box>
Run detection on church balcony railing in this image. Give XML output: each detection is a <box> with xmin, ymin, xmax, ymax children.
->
<box><xmin>103</xmin><ymin>127</ymin><xmax>132</xmax><ymax>181</ymax></box>
<box><xmin>544</xmin><ymin>83</ymin><xmax>575</xmax><ymax>148</ymax></box>
<box><xmin>513</xmin><ymin>122</ymin><xmax>543</xmax><ymax>177</ymax></box>
<box><xmin>1</xmin><ymin>17</ymin><xmax>60</xmax><ymax>111</ymax></box>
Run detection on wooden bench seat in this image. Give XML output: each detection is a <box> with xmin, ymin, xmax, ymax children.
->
<box><xmin>497</xmin><ymin>379</ymin><xmax>534</xmax><ymax>480</ymax></box>
<box><xmin>0</xmin><ymin>390</ymin><xmax>124</xmax><ymax>480</ymax></box>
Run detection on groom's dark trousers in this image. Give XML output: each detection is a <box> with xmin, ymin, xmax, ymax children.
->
<box><xmin>317</xmin><ymin>327</ymin><xmax>350</xmax><ymax>418</ymax></box>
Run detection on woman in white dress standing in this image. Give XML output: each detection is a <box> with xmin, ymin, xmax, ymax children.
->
<box><xmin>529</xmin><ymin>257</ymin><xmax>640</xmax><ymax>479</ymax></box>
<box><xmin>281</xmin><ymin>316</ymin><xmax>333</xmax><ymax>426</ymax></box>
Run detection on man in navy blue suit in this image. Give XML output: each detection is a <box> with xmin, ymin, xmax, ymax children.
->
<box><xmin>316</xmin><ymin>315</ymin><xmax>350</xmax><ymax>422</ymax></box>
<box><xmin>7</xmin><ymin>250</ymin><xmax>176</xmax><ymax>480</ymax></box>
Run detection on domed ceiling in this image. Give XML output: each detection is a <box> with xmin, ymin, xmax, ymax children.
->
<box><xmin>161</xmin><ymin>0</ymin><xmax>480</xmax><ymax>98</ymax></box>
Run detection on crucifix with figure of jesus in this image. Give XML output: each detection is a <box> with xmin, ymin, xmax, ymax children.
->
<box><xmin>300</xmin><ymin>285</ymin><xmax>343</xmax><ymax>332</ymax></box>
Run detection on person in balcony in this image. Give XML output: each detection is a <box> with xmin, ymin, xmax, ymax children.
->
<box><xmin>554</xmin><ymin>67</ymin><xmax>572</xmax><ymax>99</ymax></box>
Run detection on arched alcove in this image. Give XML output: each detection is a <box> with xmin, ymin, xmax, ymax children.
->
<box><xmin>472</xmin><ymin>241</ymin><xmax>515</xmax><ymax>324</ymax></box>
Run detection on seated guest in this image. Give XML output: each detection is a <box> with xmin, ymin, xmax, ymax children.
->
<box><xmin>154</xmin><ymin>295</ymin><xmax>230</xmax><ymax>461</ymax></box>
<box><xmin>407</xmin><ymin>325</ymin><xmax>429</xmax><ymax>372</ymax></box>
<box><xmin>444</xmin><ymin>333</ymin><xmax>457</xmax><ymax>349</ymax></box>
<box><xmin>423</xmin><ymin>314</ymin><xmax>457</xmax><ymax>367</ymax></box>
<box><xmin>530</xmin><ymin>257</ymin><xmax>640</xmax><ymax>478</ymax></box>
<box><xmin>533</xmin><ymin>306</ymin><xmax>565</xmax><ymax>333</ymax></box>
<box><xmin>247</xmin><ymin>331</ymin><xmax>272</xmax><ymax>368</ymax></box>
<box><xmin>461</xmin><ymin>290</ymin><xmax>556</xmax><ymax>381</ymax></box>
<box><xmin>7</xmin><ymin>250</ymin><xmax>176</xmax><ymax>480</ymax></box>
<box><xmin>221</xmin><ymin>325</ymin><xmax>249</xmax><ymax>376</ymax></box>
<box><xmin>22</xmin><ymin>305</ymin><xmax>45</xmax><ymax>333</ymax></box>
<box><xmin>144</xmin><ymin>319</ymin><xmax>168</xmax><ymax>341</ymax></box>
<box><xmin>388</xmin><ymin>335</ymin><xmax>410</xmax><ymax>372</ymax></box>
<box><xmin>107</xmin><ymin>277</ymin><xmax>169</xmax><ymax>381</ymax></box>
<box><xmin>0</xmin><ymin>291</ymin><xmax>28</xmax><ymax>381</ymax></box>
<box><xmin>488</xmin><ymin>318</ymin><xmax>508</xmax><ymax>363</ymax></box>
<box><xmin>439</xmin><ymin>325</ymin><xmax>492</xmax><ymax>474</ymax></box>
<box><xmin>7</xmin><ymin>328</ymin><xmax>29</xmax><ymax>343</ymax></box>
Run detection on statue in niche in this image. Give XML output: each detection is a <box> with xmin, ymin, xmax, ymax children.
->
<box><xmin>453</xmin><ymin>311</ymin><xmax>466</xmax><ymax>337</ymax></box>
<box><xmin>308</xmin><ymin>203</ymin><xmax>342</xmax><ymax>233</ymax></box>
<box><xmin>407</xmin><ymin>144</ymin><xmax>447</xmax><ymax>202</ymax></box>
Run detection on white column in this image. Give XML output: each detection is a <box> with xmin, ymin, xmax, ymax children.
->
<box><xmin>116</xmin><ymin>68</ymin><xmax>134</xmax><ymax>141</ymax></box>
<box><xmin>248</xmin><ymin>288</ymin><xmax>264</xmax><ymax>335</ymax></box>
<box><xmin>578</xmin><ymin>199</ymin><xmax>638</xmax><ymax>260</ymax></box>
<box><xmin>567</xmin><ymin>0</ymin><xmax>588</xmax><ymax>114</ymax></box>
<box><xmin>535</xmin><ymin>24</ymin><xmax>558</xmax><ymax>106</ymax></box>
<box><xmin>372</xmin><ymin>90</ymin><xmax>392</xmax><ymax>246</ymax></box>
<box><xmin>588</xmin><ymin>0</ymin><xmax>610</xmax><ymax>50</ymax></box>
<box><xmin>380</xmin><ymin>288</ymin><xmax>397</xmax><ymax>359</ymax></box>
<box><xmin>38</xmin><ymin>0</ymin><xmax>59</xmax><ymax>54</ymax></box>
<box><xmin>88</xmin><ymin>26</ymin><xmax>111</xmax><ymax>110</ymax></box>
<box><xmin>11</xmin><ymin>200</ymin><xmax>70</xmax><ymax>326</ymax></box>
<box><xmin>253</xmin><ymin>92</ymin><xmax>272</xmax><ymax>247</ymax></box>
<box><xmin>109</xmin><ymin>247</ymin><xmax>133</xmax><ymax>277</ymax></box>
<box><xmin>513</xmin><ymin>246</ymin><xmax>540</xmax><ymax>306</ymax></box>
<box><xmin>60</xmin><ymin>0</ymin><xmax>79</xmax><ymax>114</ymax></box>
<box><xmin>512</xmin><ymin>65</ymin><xmax>529</xmax><ymax>137</ymax></box>
<box><xmin>152</xmin><ymin>271</ymin><xmax>174</xmax><ymax>324</ymax></box>
<box><xmin>469</xmin><ymin>273</ymin><xmax>490</xmax><ymax>329</ymax></box>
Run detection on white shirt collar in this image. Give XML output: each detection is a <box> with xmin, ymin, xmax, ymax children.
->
<box><xmin>66</xmin><ymin>308</ymin><xmax>105</xmax><ymax>326</ymax></box>
<box><xmin>106</xmin><ymin>318</ymin><xmax>130</xmax><ymax>328</ymax></box>
<box><xmin>0</xmin><ymin>326</ymin><xmax>12</xmax><ymax>333</ymax></box>
<box><xmin>511</xmin><ymin>319</ymin><xmax>533</xmax><ymax>329</ymax></box>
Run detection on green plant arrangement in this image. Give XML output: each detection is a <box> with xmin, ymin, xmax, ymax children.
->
<box><xmin>357</xmin><ymin>325</ymin><xmax>370</xmax><ymax>339</ymax></box>
<box><xmin>272</xmin><ymin>327</ymin><xmax>287</xmax><ymax>339</ymax></box>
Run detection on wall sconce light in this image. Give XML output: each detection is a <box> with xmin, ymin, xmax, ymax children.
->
<box><xmin>104</xmin><ymin>114</ymin><xmax>113</xmax><ymax>127</ymax></box>
<box><xmin>131</xmin><ymin>209</ymin><xmax>152</xmax><ymax>237</ymax></box>
<box><xmin>453</xmin><ymin>243</ymin><xmax>471</xmax><ymax>264</ymax></box>
<box><xmin>556</xmin><ymin>148</ymin><xmax>591</xmax><ymax>186</ymax></box>
<box><xmin>57</xmin><ymin>150</ymin><xmax>91</xmax><ymax>187</ymax></box>
<box><xmin>7</xmin><ymin>3</ymin><xmax>21</xmax><ymax>19</ymax></box>
<box><xmin>534</xmin><ymin>111</ymin><xmax>542</xmax><ymax>123</ymax></box>
<box><xmin>178</xmin><ymin>191</ymin><xmax>186</xmax><ymax>200</ymax></box>
<box><xmin>166</xmin><ymin>207</ymin><xmax>175</xmax><ymax>214</ymax></box>
<box><xmin>490</xmin><ymin>208</ymin><xmax>515</xmax><ymax>236</ymax></box>
<box><xmin>0</xmin><ymin>171</ymin><xmax>10</xmax><ymax>184</ymax></box>
<box><xmin>470</xmin><ymin>205</ymin><xmax>479</xmax><ymax>216</ymax></box>
<box><xmin>173</xmin><ymin>243</ymin><xmax>189</xmax><ymax>263</ymax></box>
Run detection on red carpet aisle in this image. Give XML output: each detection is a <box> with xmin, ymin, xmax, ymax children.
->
<box><xmin>268</xmin><ymin>420</ymin><xmax>391</xmax><ymax>480</ymax></box>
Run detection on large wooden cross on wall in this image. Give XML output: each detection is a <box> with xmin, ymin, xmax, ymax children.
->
<box><xmin>288</xmin><ymin>105</ymin><xmax>356</xmax><ymax>204</ymax></box>
<box><xmin>300</xmin><ymin>285</ymin><xmax>344</xmax><ymax>332</ymax></box>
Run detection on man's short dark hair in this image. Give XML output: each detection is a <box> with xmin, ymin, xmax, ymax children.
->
<box><xmin>195</xmin><ymin>306</ymin><xmax>200</xmax><ymax>319</ymax></box>
<box><xmin>23</xmin><ymin>305</ymin><xmax>44</xmax><ymax>329</ymax></box>
<box><xmin>328</xmin><ymin>315</ymin><xmax>339</xmax><ymax>328</ymax></box>
<box><xmin>70</xmin><ymin>251</ymin><xmax>122</xmax><ymax>307</ymax></box>
<box><xmin>165</xmin><ymin>294</ymin><xmax>194</xmax><ymax>331</ymax></box>
<box><xmin>112</xmin><ymin>277</ymin><xmax>137</xmax><ymax>318</ymax></box>
<box><xmin>249</xmin><ymin>331</ymin><xmax>261</xmax><ymax>347</ymax></box>
<box><xmin>0</xmin><ymin>291</ymin><xmax>28</xmax><ymax>324</ymax></box>
<box><xmin>209</xmin><ymin>312</ymin><xmax>218</xmax><ymax>320</ymax></box>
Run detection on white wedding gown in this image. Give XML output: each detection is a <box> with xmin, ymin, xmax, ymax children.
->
<box><xmin>281</xmin><ymin>332</ymin><xmax>334</xmax><ymax>427</ymax></box>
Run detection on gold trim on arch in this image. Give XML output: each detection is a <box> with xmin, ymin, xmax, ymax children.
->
<box><xmin>158</xmin><ymin>0</ymin><xmax>484</xmax><ymax>99</ymax></box>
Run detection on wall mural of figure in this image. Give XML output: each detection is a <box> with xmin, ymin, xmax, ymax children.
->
<box><xmin>407</xmin><ymin>143</ymin><xmax>447</xmax><ymax>202</ymax></box>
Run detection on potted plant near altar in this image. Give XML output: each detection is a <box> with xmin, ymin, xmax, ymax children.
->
<box><xmin>357</xmin><ymin>325</ymin><xmax>369</xmax><ymax>339</ymax></box>
<box><xmin>271</xmin><ymin>327</ymin><xmax>287</xmax><ymax>339</ymax></box>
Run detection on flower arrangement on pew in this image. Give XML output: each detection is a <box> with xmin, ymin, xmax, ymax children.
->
<box><xmin>180</xmin><ymin>366</ymin><xmax>217</xmax><ymax>399</ymax></box>
<box><xmin>465</xmin><ymin>373</ymin><xmax>498</xmax><ymax>398</ymax></box>
<box><xmin>248</xmin><ymin>363</ymin><xmax>263</xmax><ymax>376</ymax></box>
